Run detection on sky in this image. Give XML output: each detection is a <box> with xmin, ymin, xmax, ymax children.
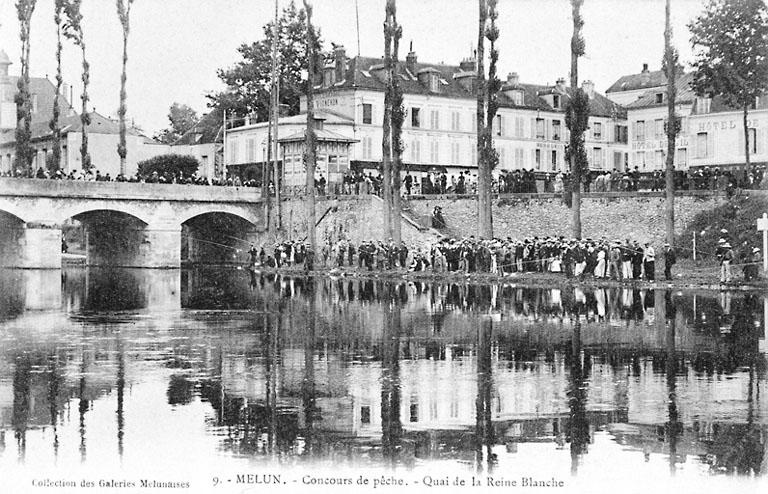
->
<box><xmin>0</xmin><ymin>0</ymin><xmax>707</xmax><ymax>135</ymax></box>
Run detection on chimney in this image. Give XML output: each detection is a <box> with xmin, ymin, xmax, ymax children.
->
<box><xmin>507</xmin><ymin>72</ymin><xmax>520</xmax><ymax>86</ymax></box>
<box><xmin>582</xmin><ymin>80</ymin><xmax>595</xmax><ymax>98</ymax></box>
<box><xmin>334</xmin><ymin>44</ymin><xmax>347</xmax><ymax>83</ymax></box>
<box><xmin>642</xmin><ymin>63</ymin><xmax>649</xmax><ymax>73</ymax></box>
<box><xmin>406</xmin><ymin>49</ymin><xmax>418</xmax><ymax>75</ymax></box>
<box><xmin>556</xmin><ymin>77</ymin><xmax>567</xmax><ymax>93</ymax></box>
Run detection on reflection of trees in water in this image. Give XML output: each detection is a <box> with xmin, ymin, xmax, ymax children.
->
<box><xmin>565</xmin><ymin>318</ymin><xmax>590</xmax><ymax>475</ymax></box>
<box><xmin>0</xmin><ymin>271</ymin><xmax>25</xmax><ymax>320</ymax></box>
<box><xmin>475</xmin><ymin>317</ymin><xmax>495</xmax><ymax>474</ymax></box>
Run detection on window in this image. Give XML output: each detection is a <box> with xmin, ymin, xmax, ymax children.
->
<box><xmin>362</xmin><ymin>136</ymin><xmax>373</xmax><ymax>159</ymax></box>
<box><xmin>635</xmin><ymin>150</ymin><xmax>646</xmax><ymax>169</ymax></box>
<box><xmin>430</xmin><ymin>140</ymin><xmax>439</xmax><ymax>163</ymax></box>
<box><xmin>247</xmin><ymin>138</ymin><xmax>256</xmax><ymax>162</ymax></box>
<box><xmin>655</xmin><ymin>150</ymin><xmax>664</xmax><ymax>169</ymax></box>
<box><xmin>593</xmin><ymin>122</ymin><xmax>602</xmax><ymax>141</ymax></box>
<box><xmin>201</xmin><ymin>155</ymin><xmax>209</xmax><ymax>166</ymax></box>
<box><xmin>635</xmin><ymin>120</ymin><xmax>645</xmax><ymax>141</ymax></box>
<box><xmin>410</xmin><ymin>403</ymin><xmax>418</xmax><ymax>423</ymax></box>
<box><xmin>613</xmin><ymin>151</ymin><xmax>623</xmax><ymax>170</ymax></box>
<box><xmin>551</xmin><ymin>150</ymin><xmax>557</xmax><ymax>170</ymax></box>
<box><xmin>512</xmin><ymin>90</ymin><xmax>523</xmax><ymax>106</ymax></box>
<box><xmin>535</xmin><ymin>118</ymin><xmax>545</xmax><ymax>139</ymax></box>
<box><xmin>615</xmin><ymin>125</ymin><xmax>628</xmax><ymax>144</ymax></box>
<box><xmin>451</xmin><ymin>111</ymin><xmax>461</xmax><ymax>131</ymax></box>
<box><xmin>228</xmin><ymin>139</ymin><xmax>239</xmax><ymax>163</ymax></box>
<box><xmin>411</xmin><ymin>139</ymin><xmax>421</xmax><ymax>162</ymax></box>
<box><xmin>514</xmin><ymin>148</ymin><xmax>524</xmax><ymax>169</ymax></box>
<box><xmin>749</xmin><ymin>128</ymin><xmax>758</xmax><ymax>154</ymax></box>
<box><xmin>411</xmin><ymin>107</ymin><xmax>421</xmax><ymax>128</ymax></box>
<box><xmin>535</xmin><ymin>149</ymin><xmax>541</xmax><ymax>168</ymax></box>
<box><xmin>655</xmin><ymin>119</ymin><xmax>664</xmax><ymax>139</ymax></box>
<box><xmin>552</xmin><ymin>120</ymin><xmax>561</xmax><ymax>141</ymax></box>
<box><xmin>696</xmin><ymin>97</ymin><xmax>711</xmax><ymax>114</ymax></box>
<box><xmin>361</xmin><ymin>406</ymin><xmax>371</xmax><ymax>424</ymax></box>
<box><xmin>655</xmin><ymin>93</ymin><xmax>664</xmax><ymax>104</ymax></box>
<box><xmin>429</xmin><ymin>74</ymin><xmax>439</xmax><ymax>92</ymax></box>
<box><xmin>494</xmin><ymin>114</ymin><xmax>504</xmax><ymax>136</ymax></box>
<box><xmin>323</xmin><ymin>68</ymin><xmax>335</xmax><ymax>87</ymax></box>
<box><xmin>552</xmin><ymin>94</ymin><xmax>561</xmax><ymax>109</ymax></box>
<box><xmin>451</xmin><ymin>141</ymin><xmax>460</xmax><ymax>164</ymax></box>
<box><xmin>515</xmin><ymin>117</ymin><xmax>525</xmax><ymax>137</ymax></box>
<box><xmin>362</xmin><ymin>103</ymin><xmax>373</xmax><ymax>124</ymax></box>
<box><xmin>430</xmin><ymin>110</ymin><xmax>440</xmax><ymax>130</ymax></box>
<box><xmin>676</xmin><ymin>148</ymin><xmax>687</xmax><ymax>167</ymax></box>
<box><xmin>593</xmin><ymin>147</ymin><xmax>603</xmax><ymax>168</ymax></box>
<box><xmin>696</xmin><ymin>132</ymin><xmax>708</xmax><ymax>158</ymax></box>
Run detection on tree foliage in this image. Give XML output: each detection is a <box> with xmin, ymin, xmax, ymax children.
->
<box><xmin>155</xmin><ymin>103</ymin><xmax>200</xmax><ymax>144</ymax></box>
<box><xmin>15</xmin><ymin>0</ymin><xmax>37</xmax><ymax>175</ymax></box>
<box><xmin>49</xmin><ymin>0</ymin><xmax>66</xmax><ymax>172</ymax></box>
<box><xmin>116</xmin><ymin>0</ymin><xmax>134</xmax><ymax>173</ymax></box>
<box><xmin>567</xmin><ymin>0</ymin><xmax>586</xmax><ymax>239</ymax></box>
<box><xmin>689</xmin><ymin>0</ymin><xmax>768</xmax><ymax>110</ymax></box>
<box><xmin>207</xmin><ymin>0</ymin><xmax>323</xmax><ymax>122</ymax></box>
<box><xmin>62</xmin><ymin>0</ymin><xmax>91</xmax><ymax>169</ymax></box>
<box><xmin>137</xmin><ymin>154</ymin><xmax>200</xmax><ymax>179</ymax></box>
<box><xmin>689</xmin><ymin>0</ymin><xmax>768</xmax><ymax>174</ymax></box>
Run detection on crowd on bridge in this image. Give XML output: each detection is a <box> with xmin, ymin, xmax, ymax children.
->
<box><xmin>5</xmin><ymin>163</ymin><xmax>764</xmax><ymax>196</ymax></box>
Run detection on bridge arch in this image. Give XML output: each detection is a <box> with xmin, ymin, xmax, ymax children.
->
<box><xmin>181</xmin><ymin>210</ymin><xmax>262</xmax><ymax>265</ymax></box>
<box><xmin>176</xmin><ymin>207</ymin><xmax>262</xmax><ymax>229</ymax></box>
<box><xmin>0</xmin><ymin>201</ymin><xmax>30</xmax><ymax>224</ymax></box>
<box><xmin>59</xmin><ymin>205</ymin><xmax>153</xmax><ymax>226</ymax></box>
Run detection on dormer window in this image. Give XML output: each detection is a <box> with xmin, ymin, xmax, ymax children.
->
<box><xmin>552</xmin><ymin>94</ymin><xmax>561</xmax><ymax>109</ymax></box>
<box><xmin>429</xmin><ymin>73</ymin><xmax>439</xmax><ymax>92</ymax></box>
<box><xmin>323</xmin><ymin>68</ymin><xmax>335</xmax><ymax>87</ymax></box>
<box><xmin>696</xmin><ymin>97</ymin><xmax>711</xmax><ymax>114</ymax></box>
<box><xmin>512</xmin><ymin>90</ymin><xmax>523</xmax><ymax>106</ymax></box>
<box><xmin>655</xmin><ymin>93</ymin><xmax>664</xmax><ymax>104</ymax></box>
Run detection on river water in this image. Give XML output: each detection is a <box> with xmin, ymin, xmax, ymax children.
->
<box><xmin>0</xmin><ymin>268</ymin><xmax>766</xmax><ymax>493</ymax></box>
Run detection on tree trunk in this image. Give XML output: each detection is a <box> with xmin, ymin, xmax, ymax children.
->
<box><xmin>476</xmin><ymin>0</ymin><xmax>491</xmax><ymax>239</ymax></box>
<box><xmin>664</xmin><ymin>0</ymin><xmax>676</xmax><ymax>247</ymax></box>
<box><xmin>303</xmin><ymin>0</ymin><xmax>317</xmax><ymax>252</ymax></box>
<box><xmin>743</xmin><ymin>103</ymin><xmax>751</xmax><ymax>182</ymax></box>
<box><xmin>381</xmin><ymin>6</ymin><xmax>394</xmax><ymax>241</ymax></box>
<box><xmin>118</xmin><ymin>30</ymin><xmax>128</xmax><ymax>176</ymax></box>
<box><xmin>570</xmin><ymin>0</ymin><xmax>582</xmax><ymax>240</ymax></box>
<box><xmin>80</xmin><ymin>45</ymin><xmax>90</xmax><ymax>169</ymax></box>
<box><xmin>51</xmin><ymin>13</ymin><xmax>63</xmax><ymax>172</ymax></box>
<box><xmin>390</xmin><ymin>0</ymin><xmax>403</xmax><ymax>244</ymax></box>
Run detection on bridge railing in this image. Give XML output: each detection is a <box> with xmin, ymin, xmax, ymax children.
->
<box><xmin>0</xmin><ymin>178</ymin><xmax>263</xmax><ymax>203</ymax></box>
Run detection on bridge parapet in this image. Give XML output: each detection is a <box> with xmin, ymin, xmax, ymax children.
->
<box><xmin>0</xmin><ymin>178</ymin><xmax>263</xmax><ymax>203</ymax></box>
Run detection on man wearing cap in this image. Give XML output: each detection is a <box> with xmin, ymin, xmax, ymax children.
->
<box><xmin>642</xmin><ymin>242</ymin><xmax>655</xmax><ymax>281</ymax></box>
<box><xmin>662</xmin><ymin>243</ymin><xmax>676</xmax><ymax>280</ymax></box>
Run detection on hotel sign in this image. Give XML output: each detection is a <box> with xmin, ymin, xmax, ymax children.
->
<box><xmin>698</xmin><ymin>119</ymin><xmax>762</xmax><ymax>132</ymax></box>
<box><xmin>632</xmin><ymin>137</ymin><xmax>689</xmax><ymax>151</ymax></box>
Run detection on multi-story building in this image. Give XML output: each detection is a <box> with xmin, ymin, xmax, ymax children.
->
<box><xmin>607</xmin><ymin>63</ymin><xmax>768</xmax><ymax>172</ymax></box>
<box><xmin>225</xmin><ymin>45</ymin><xmax>629</xmax><ymax>185</ymax></box>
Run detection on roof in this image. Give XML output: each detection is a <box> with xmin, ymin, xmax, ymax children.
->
<box><xmin>624</xmin><ymin>72</ymin><xmax>697</xmax><ymax>110</ymax></box>
<box><xmin>0</xmin><ymin>50</ymin><xmax>11</xmax><ymax>65</ymax></box>
<box><xmin>606</xmin><ymin>68</ymin><xmax>667</xmax><ymax>94</ymax></box>
<box><xmin>318</xmin><ymin>54</ymin><xmax>623</xmax><ymax>118</ymax></box>
<box><xmin>173</xmin><ymin>109</ymin><xmax>223</xmax><ymax>145</ymax></box>
<box><xmin>278</xmin><ymin>128</ymin><xmax>359</xmax><ymax>144</ymax></box>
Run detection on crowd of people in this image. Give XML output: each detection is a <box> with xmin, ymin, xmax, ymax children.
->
<box><xmin>4</xmin><ymin>163</ymin><xmax>765</xmax><ymax>196</ymax></box>
<box><xmin>247</xmin><ymin>231</ymin><xmax>764</xmax><ymax>285</ymax></box>
<box><xmin>247</xmin><ymin>236</ymin><xmax>688</xmax><ymax>282</ymax></box>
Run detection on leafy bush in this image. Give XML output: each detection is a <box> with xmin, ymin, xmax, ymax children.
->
<box><xmin>137</xmin><ymin>154</ymin><xmax>199</xmax><ymax>179</ymax></box>
<box><xmin>676</xmin><ymin>194</ymin><xmax>768</xmax><ymax>260</ymax></box>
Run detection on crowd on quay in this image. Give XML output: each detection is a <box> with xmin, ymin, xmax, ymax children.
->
<box><xmin>7</xmin><ymin>164</ymin><xmax>764</xmax><ymax>195</ymax></box>
<box><xmin>250</xmin><ymin>236</ymin><xmax>685</xmax><ymax>282</ymax></box>
<box><xmin>249</xmin><ymin>231</ymin><xmax>763</xmax><ymax>284</ymax></box>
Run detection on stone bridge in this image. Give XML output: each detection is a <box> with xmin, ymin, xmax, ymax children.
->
<box><xmin>0</xmin><ymin>178</ymin><xmax>264</xmax><ymax>268</ymax></box>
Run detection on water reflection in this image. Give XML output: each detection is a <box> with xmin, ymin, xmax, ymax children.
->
<box><xmin>0</xmin><ymin>268</ymin><xmax>766</xmax><ymax>481</ymax></box>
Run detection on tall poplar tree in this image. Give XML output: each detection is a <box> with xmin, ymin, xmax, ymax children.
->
<box><xmin>50</xmin><ymin>0</ymin><xmax>66</xmax><ymax>172</ymax></box>
<box><xmin>383</xmin><ymin>0</ymin><xmax>404</xmax><ymax>243</ymax></box>
<box><xmin>15</xmin><ymin>0</ymin><xmax>37</xmax><ymax>175</ymax></box>
<box><xmin>116</xmin><ymin>0</ymin><xmax>134</xmax><ymax>176</ymax></box>
<box><xmin>689</xmin><ymin>0</ymin><xmax>768</xmax><ymax>179</ymax></box>
<box><xmin>63</xmin><ymin>0</ymin><xmax>92</xmax><ymax>170</ymax></box>
<box><xmin>565</xmin><ymin>0</ymin><xmax>588</xmax><ymax>239</ymax></box>
<box><xmin>475</xmin><ymin>0</ymin><xmax>492</xmax><ymax>239</ymax></box>
<box><xmin>303</xmin><ymin>0</ymin><xmax>318</xmax><ymax>252</ymax></box>
<box><xmin>663</xmin><ymin>0</ymin><xmax>678</xmax><ymax>247</ymax></box>
<box><xmin>381</xmin><ymin>4</ymin><xmax>394</xmax><ymax>240</ymax></box>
